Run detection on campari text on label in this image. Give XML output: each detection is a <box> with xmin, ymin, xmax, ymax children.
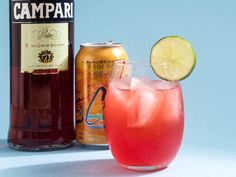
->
<box><xmin>12</xmin><ymin>1</ymin><xmax>74</xmax><ymax>22</ymax></box>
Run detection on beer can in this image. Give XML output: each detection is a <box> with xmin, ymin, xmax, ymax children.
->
<box><xmin>75</xmin><ymin>42</ymin><xmax>128</xmax><ymax>149</ymax></box>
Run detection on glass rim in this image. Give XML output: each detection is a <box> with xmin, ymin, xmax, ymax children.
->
<box><xmin>112</xmin><ymin>60</ymin><xmax>181</xmax><ymax>84</ymax></box>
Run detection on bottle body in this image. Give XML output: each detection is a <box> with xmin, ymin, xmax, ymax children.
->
<box><xmin>9</xmin><ymin>0</ymin><xmax>75</xmax><ymax>151</ymax></box>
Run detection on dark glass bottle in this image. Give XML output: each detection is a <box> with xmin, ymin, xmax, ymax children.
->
<box><xmin>9</xmin><ymin>0</ymin><xmax>75</xmax><ymax>151</ymax></box>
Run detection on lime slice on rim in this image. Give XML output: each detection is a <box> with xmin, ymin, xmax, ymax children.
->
<box><xmin>150</xmin><ymin>36</ymin><xmax>196</xmax><ymax>81</ymax></box>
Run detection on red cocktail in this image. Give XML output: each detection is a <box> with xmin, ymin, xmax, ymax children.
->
<box><xmin>104</xmin><ymin>62</ymin><xmax>184</xmax><ymax>171</ymax></box>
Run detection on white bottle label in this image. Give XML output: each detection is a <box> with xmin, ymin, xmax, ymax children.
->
<box><xmin>21</xmin><ymin>23</ymin><xmax>69</xmax><ymax>74</ymax></box>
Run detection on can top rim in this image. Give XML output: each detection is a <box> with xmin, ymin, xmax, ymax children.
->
<box><xmin>80</xmin><ymin>41</ymin><xmax>122</xmax><ymax>48</ymax></box>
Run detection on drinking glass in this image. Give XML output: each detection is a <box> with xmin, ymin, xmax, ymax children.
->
<box><xmin>104</xmin><ymin>61</ymin><xmax>184</xmax><ymax>171</ymax></box>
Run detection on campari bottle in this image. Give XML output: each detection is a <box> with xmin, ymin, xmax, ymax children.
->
<box><xmin>8</xmin><ymin>0</ymin><xmax>75</xmax><ymax>151</ymax></box>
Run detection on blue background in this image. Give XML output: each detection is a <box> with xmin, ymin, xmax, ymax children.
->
<box><xmin>1</xmin><ymin>0</ymin><xmax>236</xmax><ymax>153</ymax></box>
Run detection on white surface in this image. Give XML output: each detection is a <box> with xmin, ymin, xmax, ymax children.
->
<box><xmin>0</xmin><ymin>141</ymin><xmax>235</xmax><ymax>177</ymax></box>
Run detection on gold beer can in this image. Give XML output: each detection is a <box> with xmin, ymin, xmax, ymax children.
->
<box><xmin>75</xmin><ymin>42</ymin><xmax>128</xmax><ymax>149</ymax></box>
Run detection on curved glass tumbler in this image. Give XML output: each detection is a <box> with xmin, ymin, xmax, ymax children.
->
<box><xmin>104</xmin><ymin>61</ymin><xmax>184</xmax><ymax>171</ymax></box>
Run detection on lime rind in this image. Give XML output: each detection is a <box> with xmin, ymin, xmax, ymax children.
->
<box><xmin>150</xmin><ymin>36</ymin><xmax>196</xmax><ymax>81</ymax></box>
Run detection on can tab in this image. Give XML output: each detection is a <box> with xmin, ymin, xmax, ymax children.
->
<box><xmin>105</xmin><ymin>41</ymin><xmax>114</xmax><ymax>45</ymax></box>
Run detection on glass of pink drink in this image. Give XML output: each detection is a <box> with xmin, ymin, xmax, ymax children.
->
<box><xmin>104</xmin><ymin>61</ymin><xmax>184</xmax><ymax>171</ymax></box>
